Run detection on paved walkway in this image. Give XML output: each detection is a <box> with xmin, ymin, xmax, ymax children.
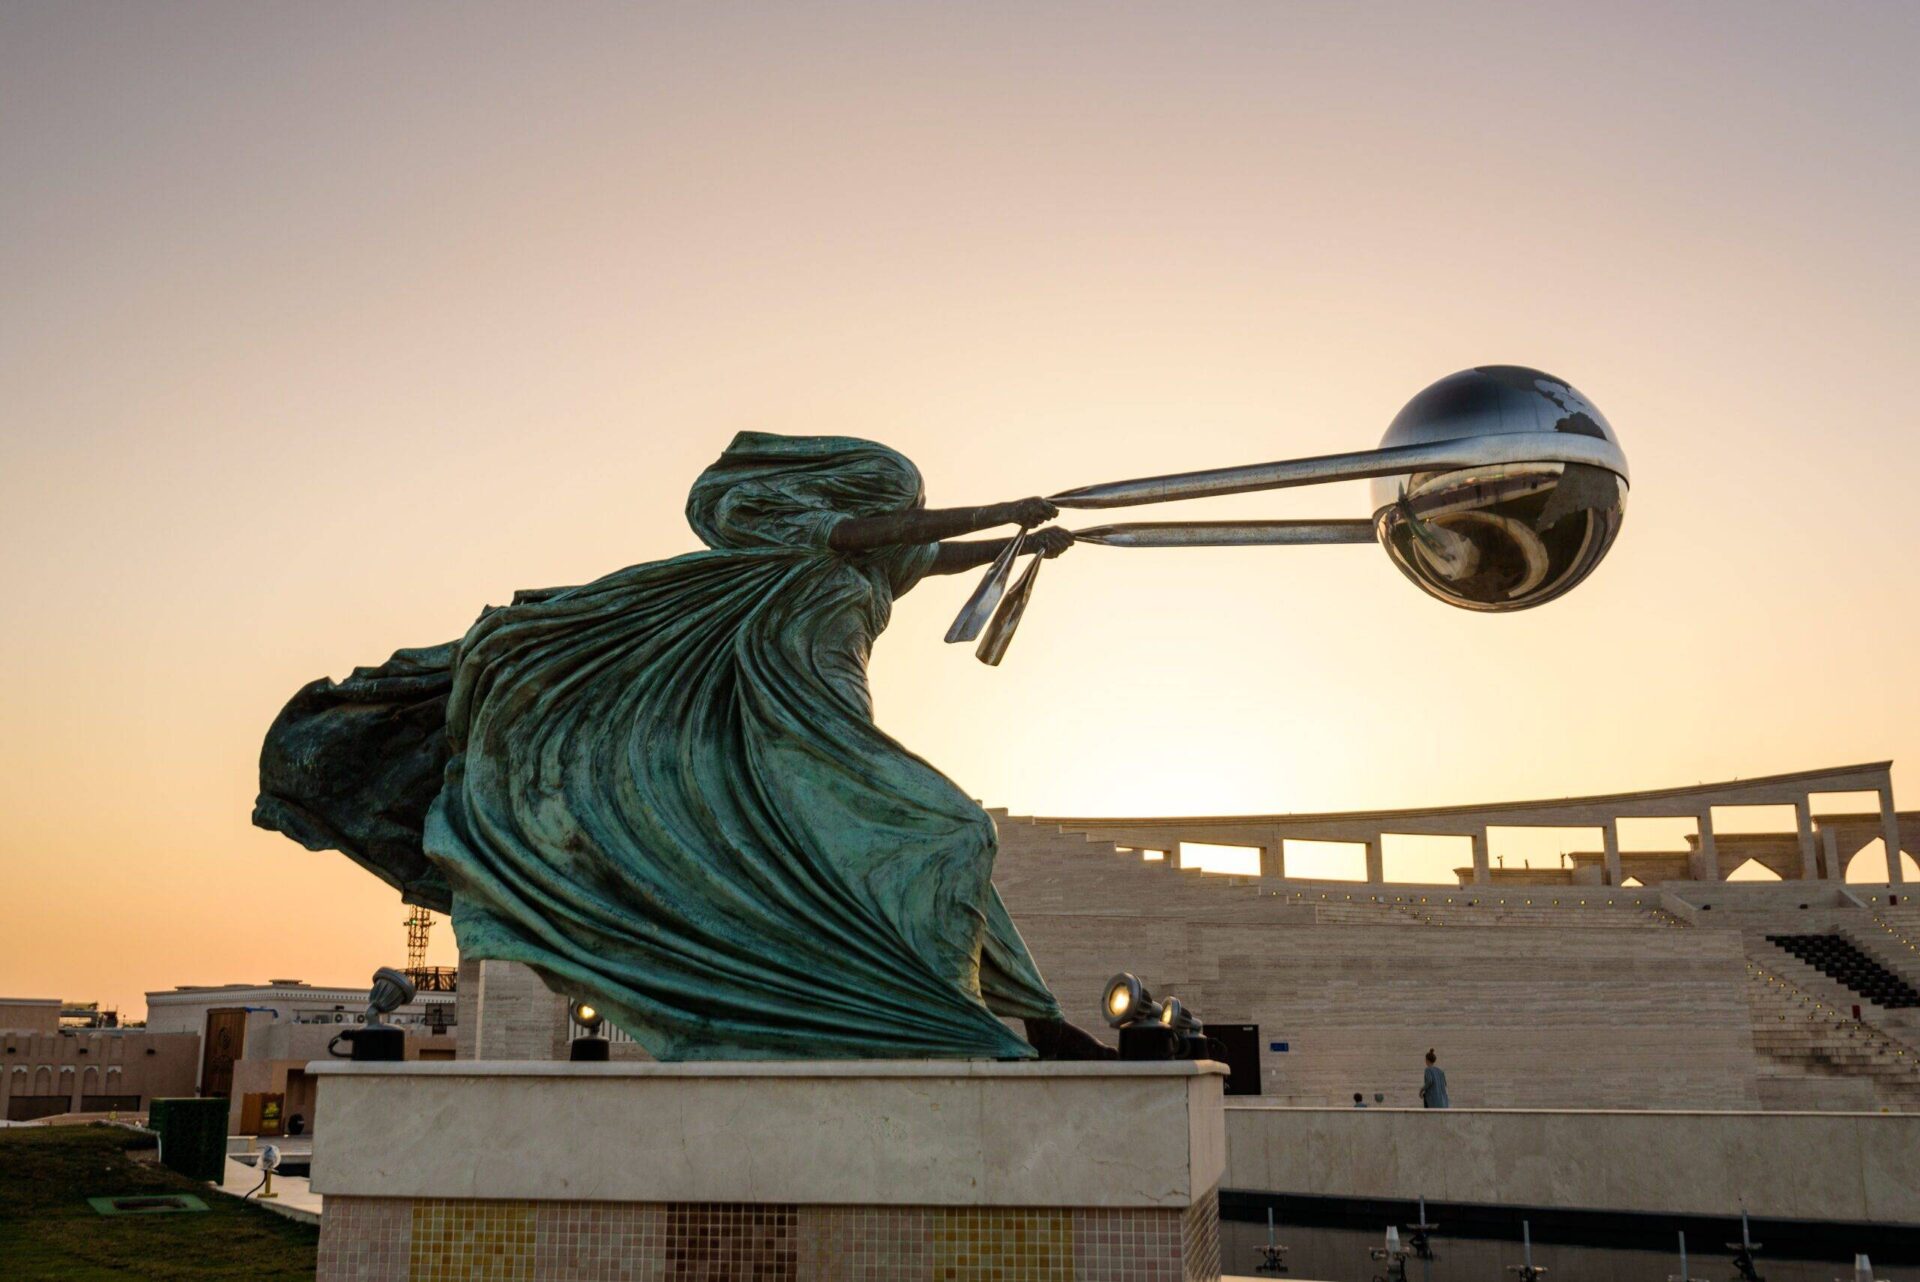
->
<box><xmin>216</xmin><ymin>1151</ymin><xmax>322</xmax><ymax>1225</ymax></box>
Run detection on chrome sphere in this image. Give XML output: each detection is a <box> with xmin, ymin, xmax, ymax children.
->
<box><xmin>1370</xmin><ymin>366</ymin><xmax>1628</xmax><ymax>612</ymax></box>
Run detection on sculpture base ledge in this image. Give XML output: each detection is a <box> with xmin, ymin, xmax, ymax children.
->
<box><xmin>310</xmin><ymin>1058</ymin><xmax>1226</xmax><ymax>1282</ymax></box>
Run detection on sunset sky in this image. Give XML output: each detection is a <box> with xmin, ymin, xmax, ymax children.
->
<box><xmin>4</xmin><ymin>3</ymin><xmax>1918</xmax><ymax>1018</ymax></box>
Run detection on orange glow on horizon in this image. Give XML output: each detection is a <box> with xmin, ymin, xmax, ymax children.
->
<box><xmin>3</xmin><ymin>5</ymin><xmax>1918</xmax><ymax>1016</ymax></box>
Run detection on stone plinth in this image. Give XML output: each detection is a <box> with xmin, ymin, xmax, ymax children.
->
<box><xmin>310</xmin><ymin>1059</ymin><xmax>1225</xmax><ymax>1281</ymax></box>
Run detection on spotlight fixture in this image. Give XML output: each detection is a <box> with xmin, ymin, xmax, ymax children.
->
<box><xmin>1101</xmin><ymin>973</ymin><xmax>1161</xmax><ymax>1028</ymax></box>
<box><xmin>327</xmin><ymin>966</ymin><xmax>415</xmax><ymax>1062</ymax></box>
<box><xmin>1154</xmin><ymin>997</ymin><xmax>1218</xmax><ymax>1061</ymax></box>
<box><xmin>1165</xmin><ymin>998</ymin><xmax>1202</xmax><ymax>1040</ymax></box>
<box><xmin>1102</xmin><ymin>973</ymin><xmax>1182</xmax><ymax>1060</ymax></box>
<box><xmin>569</xmin><ymin>998</ymin><xmax>611</xmax><ymax>1062</ymax></box>
<box><xmin>367</xmin><ymin>966</ymin><xmax>417</xmax><ymax>1026</ymax></box>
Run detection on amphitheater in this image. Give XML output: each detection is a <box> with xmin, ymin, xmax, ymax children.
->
<box><xmin>460</xmin><ymin>760</ymin><xmax>1919</xmax><ymax>1114</ymax></box>
<box><xmin>992</xmin><ymin>759</ymin><xmax>1919</xmax><ymax>1115</ymax></box>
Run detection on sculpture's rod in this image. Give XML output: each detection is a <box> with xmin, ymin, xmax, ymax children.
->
<box><xmin>1072</xmin><ymin>519</ymin><xmax>1376</xmax><ymax>547</ymax></box>
<box><xmin>1048</xmin><ymin>431</ymin><xmax>1627</xmax><ymax>510</ymax></box>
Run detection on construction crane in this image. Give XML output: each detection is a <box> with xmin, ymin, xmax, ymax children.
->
<box><xmin>402</xmin><ymin>908</ymin><xmax>457</xmax><ymax>992</ymax></box>
<box><xmin>404</xmin><ymin>907</ymin><xmax>433</xmax><ymax>973</ymax></box>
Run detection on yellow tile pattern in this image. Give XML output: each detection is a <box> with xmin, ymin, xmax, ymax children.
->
<box><xmin>310</xmin><ymin>1194</ymin><xmax>1219</xmax><ymax>1282</ymax></box>
<box><xmin>408</xmin><ymin>1198</ymin><xmax>536</xmax><ymax>1281</ymax></box>
<box><xmin>932</xmin><ymin>1207</ymin><xmax>1072</xmax><ymax>1281</ymax></box>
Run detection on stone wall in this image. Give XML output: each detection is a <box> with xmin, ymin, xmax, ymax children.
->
<box><xmin>455</xmin><ymin>958</ymin><xmax>567</xmax><ymax>1061</ymax></box>
<box><xmin>1222</xmin><ymin>1105</ymin><xmax>1920</xmax><ymax>1223</ymax></box>
<box><xmin>0</xmin><ymin>1028</ymin><xmax>199</xmax><ymax>1120</ymax></box>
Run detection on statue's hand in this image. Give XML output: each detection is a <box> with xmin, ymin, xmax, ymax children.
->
<box><xmin>995</xmin><ymin>496</ymin><xmax>1059</xmax><ymax>527</ymax></box>
<box><xmin>1030</xmin><ymin>526</ymin><xmax>1074</xmax><ymax>559</ymax></box>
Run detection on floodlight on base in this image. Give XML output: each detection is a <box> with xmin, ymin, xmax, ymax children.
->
<box><xmin>1101</xmin><ymin>973</ymin><xmax>1162</xmax><ymax>1029</ymax></box>
<box><xmin>569</xmin><ymin>998</ymin><xmax>612</xmax><ymax>1061</ymax></box>
<box><xmin>366</xmin><ymin>966</ymin><xmax>417</xmax><ymax>1027</ymax></box>
<box><xmin>569</xmin><ymin>999</ymin><xmax>605</xmax><ymax>1034</ymax></box>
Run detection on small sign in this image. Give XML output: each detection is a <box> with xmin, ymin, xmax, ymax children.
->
<box><xmin>1269</xmin><ymin>1041</ymin><xmax>1289</xmax><ymax>1053</ymax></box>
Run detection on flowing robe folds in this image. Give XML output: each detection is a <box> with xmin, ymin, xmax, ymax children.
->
<box><xmin>255</xmin><ymin>433</ymin><xmax>1061</xmax><ymax>1059</ymax></box>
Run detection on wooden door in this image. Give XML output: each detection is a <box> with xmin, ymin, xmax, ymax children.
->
<box><xmin>201</xmin><ymin>1008</ymin><xmax>246</xmax><ymax>1097</ymax></box>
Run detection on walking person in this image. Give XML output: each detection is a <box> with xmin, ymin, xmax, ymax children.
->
<box><xmin>1419</xmin><ymin>1049</ymin><xmax>1450</xmax><ymax>1108</ymax></box>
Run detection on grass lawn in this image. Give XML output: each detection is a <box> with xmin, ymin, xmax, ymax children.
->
<box><xmin>0</xmin><ymin>1124</ymin><xmax>318</xmax><ymax>1280</ymax></box>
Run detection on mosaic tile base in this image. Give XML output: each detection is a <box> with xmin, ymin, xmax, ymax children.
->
<box><xmin>410</xmin><ymin>1200</ymin><xmax>535</xmax><ymax>1281</ymax></box>
<box><xmin>316</xmin><ymin>1193</ymin><xmax>1222</xmax><ymax>1282</ymax></box>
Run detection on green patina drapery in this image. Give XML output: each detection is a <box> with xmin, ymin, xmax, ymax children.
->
<box><xmin>255</xmin><ymin>433</ymin><xmax>1061</xmax><ymax>1059</ymax></box>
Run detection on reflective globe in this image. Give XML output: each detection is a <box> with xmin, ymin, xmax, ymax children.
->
<box><xmin>1370</xmin><ymin>366</ymin><xmax>1628</xmax><ymax>612</ymax></box>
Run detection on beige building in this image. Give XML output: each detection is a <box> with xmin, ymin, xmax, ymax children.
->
<box><xmin>1</xmin><ymin>998</ymin><xmax>198</xmax><ymax>1122</ymax></box>
<box><xmin>0</xmin><ymin>998</ymin><xmax>60</xmax><ymax>1036</ymax></box>
<box><xmin>145</xmin><ymin>980</ymin><xmax>458</xmax><ymax>1134</ymax></box>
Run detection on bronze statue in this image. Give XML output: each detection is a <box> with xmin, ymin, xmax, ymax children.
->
<box><xmin>256</xmin><ymin>366</ymin><xmax>1627</xmax><ymax>1061</ymax></box>
<box><xmin>257</xmin><ymin>432</ymin><xmax>1107</xmax><ymax>1060</ymax></box>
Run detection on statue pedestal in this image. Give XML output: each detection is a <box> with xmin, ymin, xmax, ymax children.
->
<box><xmin>309</xmin><ymin>1058</ymin><xmax>1225</xmax><ymax>1281</ymax></box>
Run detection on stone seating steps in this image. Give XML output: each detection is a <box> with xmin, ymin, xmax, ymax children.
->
<box><xmin>1188</xmin><ymin>928</ymin><xmax>1761</xmax><ymax>1110</ymax></box>
<box><xmin>1861</xmin><ymin>912</ymin><xmax>1920</xmax><ymax>972</ymax></box>
<box><xmin>1001</xmin><ymin>816</ymin><xmax>1683</xmax><ymax>929</ymax></box>
<box><xmin>997</xmin><ymin>820</ymin><xmax>1664</xmax><ymax>929</ymax></box>
<box><xmin>1743</xmin><ymin>966</ymin><xmax>1920</xmax><ymax>1109</ymax></box>
<box><xmin>1251</xmin><ymin>883</ymin><xmax>1671</xmax><ymax>933</ymax></box>
<box><xmin>1750</xmin><ymin>1026</ymin><xmax>1904</xmax><ymax>1061</ymax></box>
<box><xmin>1310</xmin><ymin>903</ymin><xmax>1428</xmax><ymax>926</ymax></box>
<box><xmin>1303</xmin><ymin>900</ymin><xmax>1673</xmax><ymax>929</ymax></box>
<box><xmin>1747</xmin><ymin>1036</ymin><xmax>1920</xmax><ymax>1094</ymax></box>
<box><xmin>1874</xmin><ymin>902</ymin><xmax>1920</xmax><ymax>928</ymax></box>
<box><xmin>1772</xmin><ymin>966</ymin><xmax>1920</xmax><ymax>1039</ymax></box>
<box><xmin>1749</xmin><ymin>1038</ymin><xmax>1920</xmax><ymax>1090</ymax></box>
<box><xmin>1016</xmin><ymin>910</ymin><xmax>1761</xmax><ymax>1109</ymax></box>
<box><xmin>1721</xmin><ymin>908</ymin><xmax>1920</xmax><ymax>989</ymax></box>
<box><xmin>1741</xmin><ymin>929</ymin><xmax>1904</xmax><ymax>1017</ymax></box>
<box><xmin>1767</xmin><ymin>933</ymin><xmax>1920</xmax><ymax>1008</ymax></box>
<box><xmin>989</xmin><ymin>817</ymin><xmax>1269</xmax><ymax>918</ymax></box>
<box><xmin>997</xmin><ymin>814</ymin><xmax>1915</xmax><ymax>1109</ymax></box>
<box><xmin>1409</xmin><ymin>904</ymin><xmax>1671</xmax><ymax>928</ymax></box>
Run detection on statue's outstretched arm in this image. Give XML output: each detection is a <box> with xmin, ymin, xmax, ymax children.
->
<box><xmin>927</xmin><ymin>527</ymin><xmax>1074</xmax><ymax>576</ymax></box>
<box><xmin>829</xmin><ymin>497</ymin><xmax>1057</xmax><ymax>553</ymax></box>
